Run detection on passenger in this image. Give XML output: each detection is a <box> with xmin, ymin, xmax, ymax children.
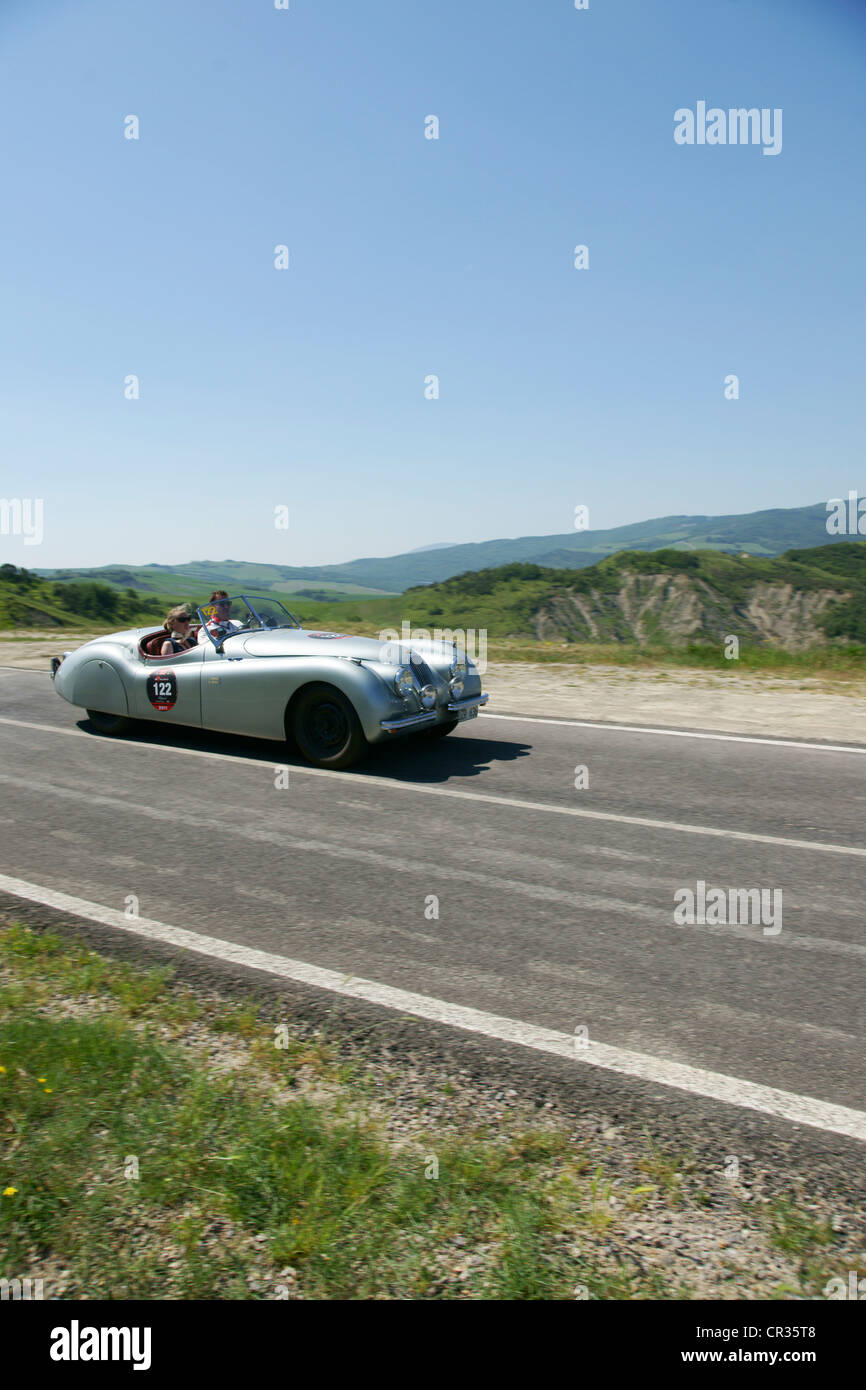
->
<box><xmin>159</xmin><ymin>606</ymin><xmax>196</xmax><ymax>657</ymax></box>
<box><xmin>197</xmin><ymin>589</ymin><xmax>242</xmax><ymax>644</ymax></box>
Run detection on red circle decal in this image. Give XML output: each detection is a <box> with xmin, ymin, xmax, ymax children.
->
<box><xmin>146</xmin><ymin>669</ymin><xmax>178</xmax><ymax>711</ymax></box>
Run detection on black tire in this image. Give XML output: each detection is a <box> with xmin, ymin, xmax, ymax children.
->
<box><xmin>86</xmin><ymin>709</ymin><xmax>132</xmax><ymax>737</ymax></box>
<box><xmin>291</xmin><ymin>684</ymin><xmax>367</xmax><ymax>770</ymax></box>
<box><xmin>421</xmin><ymin>719</ymin><xmax>459</xmax><ymax>740</ymax></box>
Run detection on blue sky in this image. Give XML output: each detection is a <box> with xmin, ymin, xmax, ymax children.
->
<box><xmin>1</xmin><ymin>0</ymin><xmax>863</xmax><ymax>569</ymax></box>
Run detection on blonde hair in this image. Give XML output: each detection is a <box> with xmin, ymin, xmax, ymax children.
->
<box><xmin>164</xmin><ymin>604</ymin><xmax>191</xmax><ymax>632</ymax></box>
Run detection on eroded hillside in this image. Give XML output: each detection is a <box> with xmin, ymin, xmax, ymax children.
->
<box><xmin>533</xmin><ymin>570</ymin><xmax>848</xmax><ymax>650</ymax></box>
<box><xmin>397</xmin><ymin>543</ymin><xmax>866</xmax><ymax>650</ymax></box>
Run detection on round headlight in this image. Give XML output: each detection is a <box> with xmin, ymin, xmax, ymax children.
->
<box><xmin>419</xmin><ymin>683</ymin><xmax>437</xmax><ymax>710</ymax></box>
<box><xmin>449</xmin><ymin>676</ymin><xmax>465</xmax><ymax>699</ymax></box>
<box><xmin>394</xmin><ymin>665</ymin><xmax>416</xmax><ymax>698</ymax></box>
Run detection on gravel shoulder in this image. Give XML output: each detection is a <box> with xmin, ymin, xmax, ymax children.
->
<box><xmin>483</xmin><ymin>662</ymin><xmax>866</xmax><ymax>744</ymax></box>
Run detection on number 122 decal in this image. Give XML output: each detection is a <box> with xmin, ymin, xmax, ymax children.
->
<box><xmin>147</xmin><ymin>670</ymin><xmax>178</xmax><ymax>711</ymax></box>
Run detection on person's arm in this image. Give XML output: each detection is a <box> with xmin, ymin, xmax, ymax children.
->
<box><xmin>160</xmin><ymin>638</ymin><xmax>174</xmax><ymax>656</ymax></box>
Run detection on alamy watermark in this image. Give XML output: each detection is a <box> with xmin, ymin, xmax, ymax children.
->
<box><xmin>674</xmin><ymin>880</ymin><xmax>782</xmax><ymax>936</ymax></box>
<box><xmin>50</xmin><ymin>1323</ymin><xmax>152</xmax><ymax>1370</ymax></box>
<box><xmin>826</xmin><ymin>490</ymin><xmax>866</xmax><ymax>536</ymax></box>
<box><xmin>1</xmin><ymin>1276</ymin><xmax>44</xmax><ymax>1300</ymax></box>
<box><xmin>674</xmin><ymin>103</ymin><xmax>782</xmax><ymax>157</ymax></box>
<box><xmin>378</xmin><ymin>620</ymin><xmax>487</xmax><ymax>674</ymax></box>
<box><xmin>824</xmin><ymin>1271</ymin><xmax>865</xmax><ymax>1299</ymax></box>
<box><xmin>0</xmin><ymin>497</ymin><xmax>44</xmax><ymax>546</ymax></box>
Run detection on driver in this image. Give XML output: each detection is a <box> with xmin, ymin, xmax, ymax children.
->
<box><xmin>197</xmin><ymin>590</ymin><xmax>242</xmax><ymax>644</ymax></box>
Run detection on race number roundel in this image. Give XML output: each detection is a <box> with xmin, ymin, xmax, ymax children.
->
<box><xmin>147</xmin><ymin>669</ymin><xmax>178</xmax><ymax>711</ymax></box>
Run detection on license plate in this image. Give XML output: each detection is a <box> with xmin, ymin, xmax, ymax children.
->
<box><xmin>456</xmin><ymin>705</ymin><xmax>478</xmax><ymax>722</ymax></box>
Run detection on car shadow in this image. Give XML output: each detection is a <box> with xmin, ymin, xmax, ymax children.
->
<box><xmin>364</xmin><ymin>732</ymin><xmax>530</xmax><ymax>783</ymax></box>
<box><xmin>76</xmin><ymin>718</ymin><xmax>530</xmax><ymax>785</ymax></box>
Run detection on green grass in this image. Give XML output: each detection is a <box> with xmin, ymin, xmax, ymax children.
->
<box><xmin>1</xmin><ymin>923</ymin><xmax>854</xmax><ymax>1300</ymax></box>
<box><xmin>0</xmin><ymin>924</ymin><xmax>656</xmax><ymax>1299</ymax></box>
<box><xmin>765</xmin><ymin>1197</ymin><xmax>834</xmax><ymax>1257</ymax></box>
<box><xmin>759</xmin><ymin>1197</ymin><xmax>840</xmax><ymax>1298</ymax></box>
<box><xmin>0</xmin><ymin>1025</ymin><xmax>609</xmax><ymax>1298</ymax></box>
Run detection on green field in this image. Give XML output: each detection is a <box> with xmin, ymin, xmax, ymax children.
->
<box><xmin>40</xmin><ymin>561</ymin><xmax>399</xmax><ymax>603</ymax></box>
<box><xmin>6</xmin><ymin>544</ymin><xmax>866</xmax><ymax>672</ymax></box>
<box><xmin>0</xmin><ymin>567</ymin><xmax>167</xmax><ymax>629</ymax></box>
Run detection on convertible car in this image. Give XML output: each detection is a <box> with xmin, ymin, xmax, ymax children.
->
<box><xmin>50</xmin><ymin>594</ymin><xmax>488</xmax><ymax>769</ymax></box>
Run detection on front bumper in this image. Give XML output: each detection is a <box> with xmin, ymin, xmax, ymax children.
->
<box><xmin>380</xmin><ymin>691</ymin><xmax>488</xmax><ymax>734</ymax></box>
<box><xmin>446</xmin><ymin>692</ymin><xmax>489</xmax><ymax>713</ymax></box>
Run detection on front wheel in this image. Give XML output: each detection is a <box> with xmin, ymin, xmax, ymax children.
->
<box><xmin>291</xmin><ymin>684</ymin><xmax>367</xmax><ymax>769</ymax></box>
<box><xmin>86</xmin><ymin>709</ymin><xmax>132</xmax><ymax>737</ymax></box>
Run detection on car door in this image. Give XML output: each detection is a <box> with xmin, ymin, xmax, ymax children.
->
<box><xmin>130</xmin><ymin>643</ymin><xmax>204</xmax><ymax>728</ymax></box>
<box><xmin>200</xmin><ymin>640</ymin><xmax>288</xmax><ymax>740</ymax></box>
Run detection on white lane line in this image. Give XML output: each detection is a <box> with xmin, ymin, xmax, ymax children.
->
<box><xmin>1</xmin><ymin>714</ymin><xmax>865</xmax><ymax>859</ymax></box>
<box><xmin>481</xmin><ymin>712</ymin><xmax>866</xmax><ymax>755</ymax></box>
<box><xmin>1</xmin><ymin>872</ymin><xmax>864</xmax><ymax>1143</ymax></box>
<box><xmin>3</xmin><ymin>770</ymin><xmax>864</xmax><ymax>961</ymax></box>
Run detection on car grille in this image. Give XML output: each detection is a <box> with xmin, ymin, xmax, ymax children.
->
<box><xmin>408</xmin><ymin>653</ymin><xmax>437</xmax><ymax>688</ymax></box>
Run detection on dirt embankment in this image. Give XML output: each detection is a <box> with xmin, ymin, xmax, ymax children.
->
<box><xmin>534</xmin><ymin>573</ymin><xmax>847</xmax><ymax>650</ymax></box>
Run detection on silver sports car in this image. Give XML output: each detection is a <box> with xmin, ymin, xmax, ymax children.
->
<box><xmin>50</xmin><ymin>594</ymin><xmax>488</xmax><ymax>769</ymax></box>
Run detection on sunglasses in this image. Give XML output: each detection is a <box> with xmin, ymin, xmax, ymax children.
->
<box><xmin>175</xmin><ymin>615</ymin><xmax>190</xmax><ymax>623</ymax></box>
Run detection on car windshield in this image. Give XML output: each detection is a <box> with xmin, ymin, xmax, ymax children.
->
<box><xmin>196</xmin><ymin>594</ymin><xmax>301</xmax><ymax>645</ymax></box>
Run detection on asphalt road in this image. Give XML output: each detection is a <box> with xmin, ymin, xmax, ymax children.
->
<box><xmin>1</xmin><ymin>667</ymin><xmax>864</xmax><ymax>1146</ymax></box>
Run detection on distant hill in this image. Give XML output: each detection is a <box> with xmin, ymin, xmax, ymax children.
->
<box><xmin>8</xmin><ymin>543</ymin><xmax>866</xmax><ymax>651</ymax></box>
<box><xmin>291</xmin><ymin>542</ymin><xmax>866</xmax><ymax>650</ymax></box>
<box><xmin>405</xmin><ymin>542</ymin><xmax>459</xmax><ymax>554</ymax></box>
<box><xmin>36</xmin><ymin>500</ymin><xmax>861</xmax><ymax>597</ymax></box>
<box><xmin>0</xmin><ymin>566</ymin><xmax>165</xmax><ymax>628</ymax></box>
<box><xmin>38</xmin><ymin>560</ymin><xmax>399</xmax><ymax>603</ymax></box>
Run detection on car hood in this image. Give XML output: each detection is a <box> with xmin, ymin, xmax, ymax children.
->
<box><xmin>240</xmin><ymin>629</ymin><xmax>454</xmax><ymax>667</ymax></box>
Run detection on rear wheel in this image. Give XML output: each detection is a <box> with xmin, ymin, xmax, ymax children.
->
<box><xmin>291</xmin><ymin>684</ymin><xmax>367</xmax><ymax>769</ymax></box>
<box><xmin>86</xmin><ymin>709</ymin><xmax>132</xmax><ymax>737</ymax></box>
